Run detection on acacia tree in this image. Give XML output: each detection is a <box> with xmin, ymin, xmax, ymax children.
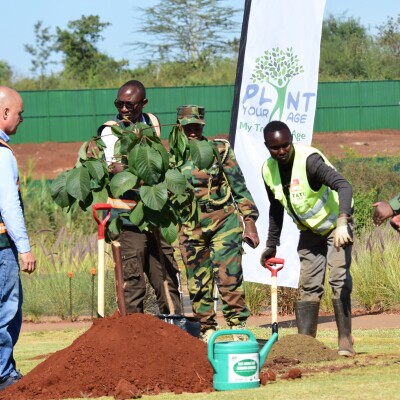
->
<box><xmin>376</xmin><ymin>14</ymin><xmax>400</xmax><ymax>57</ymax></box>
<box><xmin>130</xmin><ymin>0</ymin><xmax>240</xmax><ymax>64</ymax></box>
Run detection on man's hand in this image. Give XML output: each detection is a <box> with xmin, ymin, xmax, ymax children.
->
<box><xmin>20</xmin><ymin>251</ymin><xmax>36</xmax><ymax>274</ymax></box>
<box><xmin>260</xmin><ymin>246</ymin><xmax>276</xmax><ymax>267</ymax></box>
<box><xmin>109</xmin><ymin>162</ymin><xmax>126</xmax><ymax>174</ymax></box>
<box><xmin>372</xmin><ymin>201</ymin><xmax>394</xmax><ymax>226</ymax></box>
<box><xmin>389</xmin><ymin>215</ymin><xmax>400</xmax><ymax>234</ymax></box>
<box><xmin>334</xmin><ymin>216</ymin><xmax>354</xmax><ymax>250</ymax></box>
<box><xmin>243</xmin><ymin>219</ymin><xmax>260</xmax><ymax>249</ymax></box>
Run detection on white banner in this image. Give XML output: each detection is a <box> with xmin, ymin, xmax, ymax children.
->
<box><xmin>231</xmin><ymin>0</ymin><xmax>326</xmax><ymax>287</ymax></box>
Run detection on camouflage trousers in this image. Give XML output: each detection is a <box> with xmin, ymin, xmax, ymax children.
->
<box><xmin>179</xmin><ymin>205</ymin><xmax>250</xmax><ymax>331</ymax></box>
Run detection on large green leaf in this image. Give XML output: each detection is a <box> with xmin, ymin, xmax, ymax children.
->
<box><xmin>189</xmin><ymin>139</ymin><xmax>215</xmax><ymax>170</ymax></box>
<box><xmin>140</xmin><ymin>123</ymin><xmax>157</xmax><ymax>137</ymax></box>
<box><xmin>129</xmin><ymin>201</ymin><xmax>144</xmax><ymax>226</ymax></box>
<box><xmin>110</xmin><ymin>171</ymin><xmax>138</xmax><ymax>198</ymax></box>
<box><xmin>108</xmin><ymin>217</ymin><xmax>123</xmax><ymax>239</ymax></box>
<box><xmin>65</xmin><ymin>167</ymin><xmax>91</xmax><ymax>202</ymax></box>
<box><xmin>165</xmin><ymin>169</ymin><xmax>187</xmax><ymax>195</ymax></box>
<box><xmin>92</xmin><ymin>186</ymin><xmax>109</xmax><ymax>204</ymax></box>
<box><xmin>152</xmin><ymin>142</ymin><xmax>170</xmax><ymax>171</ymax></box>
<box><xmin>135</xmin><ymin>145</ymin><xmax>164</xmax><ymax>185</ymax></box>
<box><xmin>140</xmin><ymin>182</ymin><xmax>168</xmax><ymax>211</ymax></box>
<box><xmin>161</xmin><ymin>222</ymin><xmax>178</xmax><ymax>244</ymax></box>
<box><xmin>49</xmin><ymin>171</ymin><xmax>71</xmax><ymax>208</ymax></box>
<box><xmin>169</xmin><ymin>125</ymin><xmax>190</xmax><ymax>167</ymax></box>
<box><xmin>127</xmin><ymin>145</ymin><xmax>139</xmax><ymax>175</ymax></box>
<box><xmin>143</xmin><ymin>205</ymin><xmax>173</xmax><ymax>228</ymax></box>
<box><xmin>85</xmin><ymin>159</ymin><xmax>106</xmax><ymax>181</ymax></box>
<box><xmin>77</xmin><ymin>141</ymin><xmax>89</xmax><ymax>161</ymax></box>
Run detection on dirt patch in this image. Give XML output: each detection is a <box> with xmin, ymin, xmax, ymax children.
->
<box><xmin>12</xmin><ymin>130</ymin><xmax>400</xmax><ymax>181</ymax></box>
<box><xmin>312</xmin><ymin>129</ymin><xmax>400</xmax><ymax>159</ymax></box>
<box><xmin>266</xmin><ymin>334</ymin><xmax>339</xmax><ymax>364</ymax></box>
<box><xmin>3</xmin><ymin>314</ymin><xmax>214</xmax><ymax>399</ymax></box>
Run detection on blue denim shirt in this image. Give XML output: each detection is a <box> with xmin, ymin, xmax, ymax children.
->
<box><xmin>0</xmin><ymin>130</ymin><xmax>30</xmax><ymax>253</ymax></box>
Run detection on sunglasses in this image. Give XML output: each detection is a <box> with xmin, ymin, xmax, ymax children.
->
<box><xmin>114</xmin><ymin>99</ymin><xmax>144</xmax><ymax>111</ymax></box>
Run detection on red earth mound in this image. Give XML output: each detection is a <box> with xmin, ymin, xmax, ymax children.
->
<box><xmin>2</xmin><ymin>314</ymin><xmax>214</xmax><ymax>399</ymax></box>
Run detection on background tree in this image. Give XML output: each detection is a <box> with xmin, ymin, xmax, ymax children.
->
<box><xmin>130</xmin><ymin>0</ymin><xmax>240</xmax><ymax>64</ymax></box>
<box><xmin>54</xmin><ymin>15</ymin><xmax>130</xmax><ymax>87</ymax></box>
<box><xmin>24</xmin><ymin>21</ymin><xmax>57</xmax><ymax>88</ymax></box>
<box><xmin>374</xmin><ymin>14</ymin><xmax>400</xmax><ymax>79</ymax></box>
<box><xmin>319</xmin><ymin>14</ymin><xmax>372</xmax><ymax>81</ymax></box>
<box><xmin>0</xmin><ymin>61</ymin><xmax>12</xmax><ymax>86</ymax></box>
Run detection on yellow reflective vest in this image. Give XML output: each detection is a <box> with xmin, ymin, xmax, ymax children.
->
<box><xmin>262</xmin><ymin>144</ymin><xmax>339</xmax><ymax>235</ymax></box>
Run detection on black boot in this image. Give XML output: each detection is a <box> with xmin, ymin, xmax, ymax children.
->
<box><xmin>294</xmin><ymin>301</ymin><xmax>320</xmax><ymax>337</ymax></box>
<box><xmin>333</xmin><ymin>298</ymin><xmax>356</xmax><ymax>357</ymax></box>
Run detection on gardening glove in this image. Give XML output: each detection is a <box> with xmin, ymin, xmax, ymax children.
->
<box><xmin>372</xmin><ymin>201</ymin><xmax>394</xmax><ymax>227</ymax></box>
<box><xmin>243</xmin><ymin>218</ymin><xmax>260</xmax><ymax>249</ymax></box>
<box><xmin>260</xmin><ymin>246</ymin><xmax>276</xmax><ymax>267</ymax></box>
<box><xmin>333</xmin><ymin>216</ymin><xmax>354</xmax><ymax>250</ymax></box>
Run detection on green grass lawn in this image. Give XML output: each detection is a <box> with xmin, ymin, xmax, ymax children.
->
<box><xmin>13</xmin><ymin>325</ymin><xmax>400</xmax><ymax>400</ymax></box>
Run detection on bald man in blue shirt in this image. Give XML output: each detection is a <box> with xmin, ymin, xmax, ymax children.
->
<box><xmin>0</xmin><ymin>86</ymin><xmax>36</xmax><ymax>391</ymax></box>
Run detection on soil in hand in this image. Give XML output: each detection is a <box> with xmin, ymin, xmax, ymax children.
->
<box><xmin>3</xmin><ymin>314</ymin><xmax>214</xmax><ymax>399</ymax></box>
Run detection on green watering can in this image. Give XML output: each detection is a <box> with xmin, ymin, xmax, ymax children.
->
<box><xmin>207</xmin><ymin>329</ymin><xmax>278</xmax><ymax>391</ymax></box>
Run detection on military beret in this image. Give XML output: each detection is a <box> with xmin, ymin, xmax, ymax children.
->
<box><xmin>176</xmin><ymin>105</ymin><xmax>205</xmax><ymax>125</ymax></box>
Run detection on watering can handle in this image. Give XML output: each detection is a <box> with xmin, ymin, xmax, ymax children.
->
<box><xmin>207</xmin><ymin>329</ymin><xmax>256</xmax><ymax>371</ymax></box>
<box><xmin>264</xmin><ymin>257</ymin><xmax>284</xmax><ymax>277</ymax></box>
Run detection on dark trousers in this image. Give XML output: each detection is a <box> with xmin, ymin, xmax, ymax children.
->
<box><xmin>118</xmin><ymin>227</ymin><xmax>182</xmax><ymax>314</ymax></box>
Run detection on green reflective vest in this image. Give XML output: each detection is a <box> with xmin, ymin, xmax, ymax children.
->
<box><xmin>262</xmin><ymin>144</ymin><xmax>339</xmax><ymax>235</ymax></box>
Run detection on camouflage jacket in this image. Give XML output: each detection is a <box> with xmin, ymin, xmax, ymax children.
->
<box><xmin>179</xmin><ymin>138</ymin><xmax>259</xmax><ymax>222</ymax></box>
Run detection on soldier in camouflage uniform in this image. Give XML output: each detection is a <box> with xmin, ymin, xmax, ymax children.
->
<box><xmin>176</xmin><ymin>105</ymin><xmax>260</xmax><ymax>341</ymax></box>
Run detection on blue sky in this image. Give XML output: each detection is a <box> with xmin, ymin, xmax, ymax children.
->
<box><xmin>1</xmin><ymin>0</ymin><xmax>397</xmax><ymax>78</ymax></box>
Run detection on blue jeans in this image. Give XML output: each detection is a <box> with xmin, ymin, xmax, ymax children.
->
<box><xmin>0</xmin><ymin>246</ymin><xmax>22</xmax><ymax>380</ymax></box>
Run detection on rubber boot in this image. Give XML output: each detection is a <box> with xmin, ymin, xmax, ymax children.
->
<box><xmin>333</xmin><ymin>298</ymin><xmax>356</xmax><ymax>357</ymax></box>
<box><xmin>294</xmin><ymin>301</ymin><xmax>320</xmax><ymax>337</ymax></box>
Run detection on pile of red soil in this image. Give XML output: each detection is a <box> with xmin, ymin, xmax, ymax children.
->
<box><xmin>3</xmin><ymin>314</ymin><xmax>214</xmax><ymax>399</ymax></box>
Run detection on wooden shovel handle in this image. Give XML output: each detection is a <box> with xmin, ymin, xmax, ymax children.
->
<box><xmin>112</xmin><ymin>241</ymin><xmax>127</xmax><ymax>317</ymax></box>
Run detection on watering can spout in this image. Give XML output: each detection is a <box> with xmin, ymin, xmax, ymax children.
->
<box><xmin>259</xmin><ymin>332</ymin><xmax>278</xmax><ymax>366</ymax></box>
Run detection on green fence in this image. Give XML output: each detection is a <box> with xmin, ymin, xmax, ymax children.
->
<box><xmin>14</xmin><ymin>80</ymin><xmax>400</xmax><ymax>144</ymax></box>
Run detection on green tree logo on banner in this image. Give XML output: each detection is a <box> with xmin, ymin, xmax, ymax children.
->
<box><xmin>251</xmin><ymin>47</ymin><xmax>304</xmax><ymax>121</ymax></box>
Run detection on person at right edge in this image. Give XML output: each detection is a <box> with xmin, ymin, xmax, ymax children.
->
<box><xmin>176</xmin><ymin>105</ymin><xmax>260</xmax><ymax>342</ymax></box>
<box><xmin>260</xmin><ymin>120</ymin><xmax>356</xmax><ymax>357</ymax></box>
<box><xmin>372</xmin><ymin>194</ymin><xmax>400</xmax><ymax>232</ymax></box>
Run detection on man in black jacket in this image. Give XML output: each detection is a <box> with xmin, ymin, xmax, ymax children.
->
<box><xmin>260</xmin><ymin>120</ymin><xmax>355</xmax><ymax>356</ymax></box>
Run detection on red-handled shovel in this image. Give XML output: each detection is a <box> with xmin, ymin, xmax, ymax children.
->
<box><xmin>264</xmin><ymin>257</ymin><xmax>284</xmax><ymax>334</ymax></box>
<box><xmin>92</xmin><ymin>203</ymin><xmax>111</xmax><ymax>318</ymax></box>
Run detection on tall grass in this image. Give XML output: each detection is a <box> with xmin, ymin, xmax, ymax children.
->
<box><xmin>22</xmin><ymin>228</ymin><xmax>117</xmax><ymax>320</ymax></box>
<box><xmin>352</xmin><ymin>224</ymin><xmax>400</xmax><ymax>311</ymax></box>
